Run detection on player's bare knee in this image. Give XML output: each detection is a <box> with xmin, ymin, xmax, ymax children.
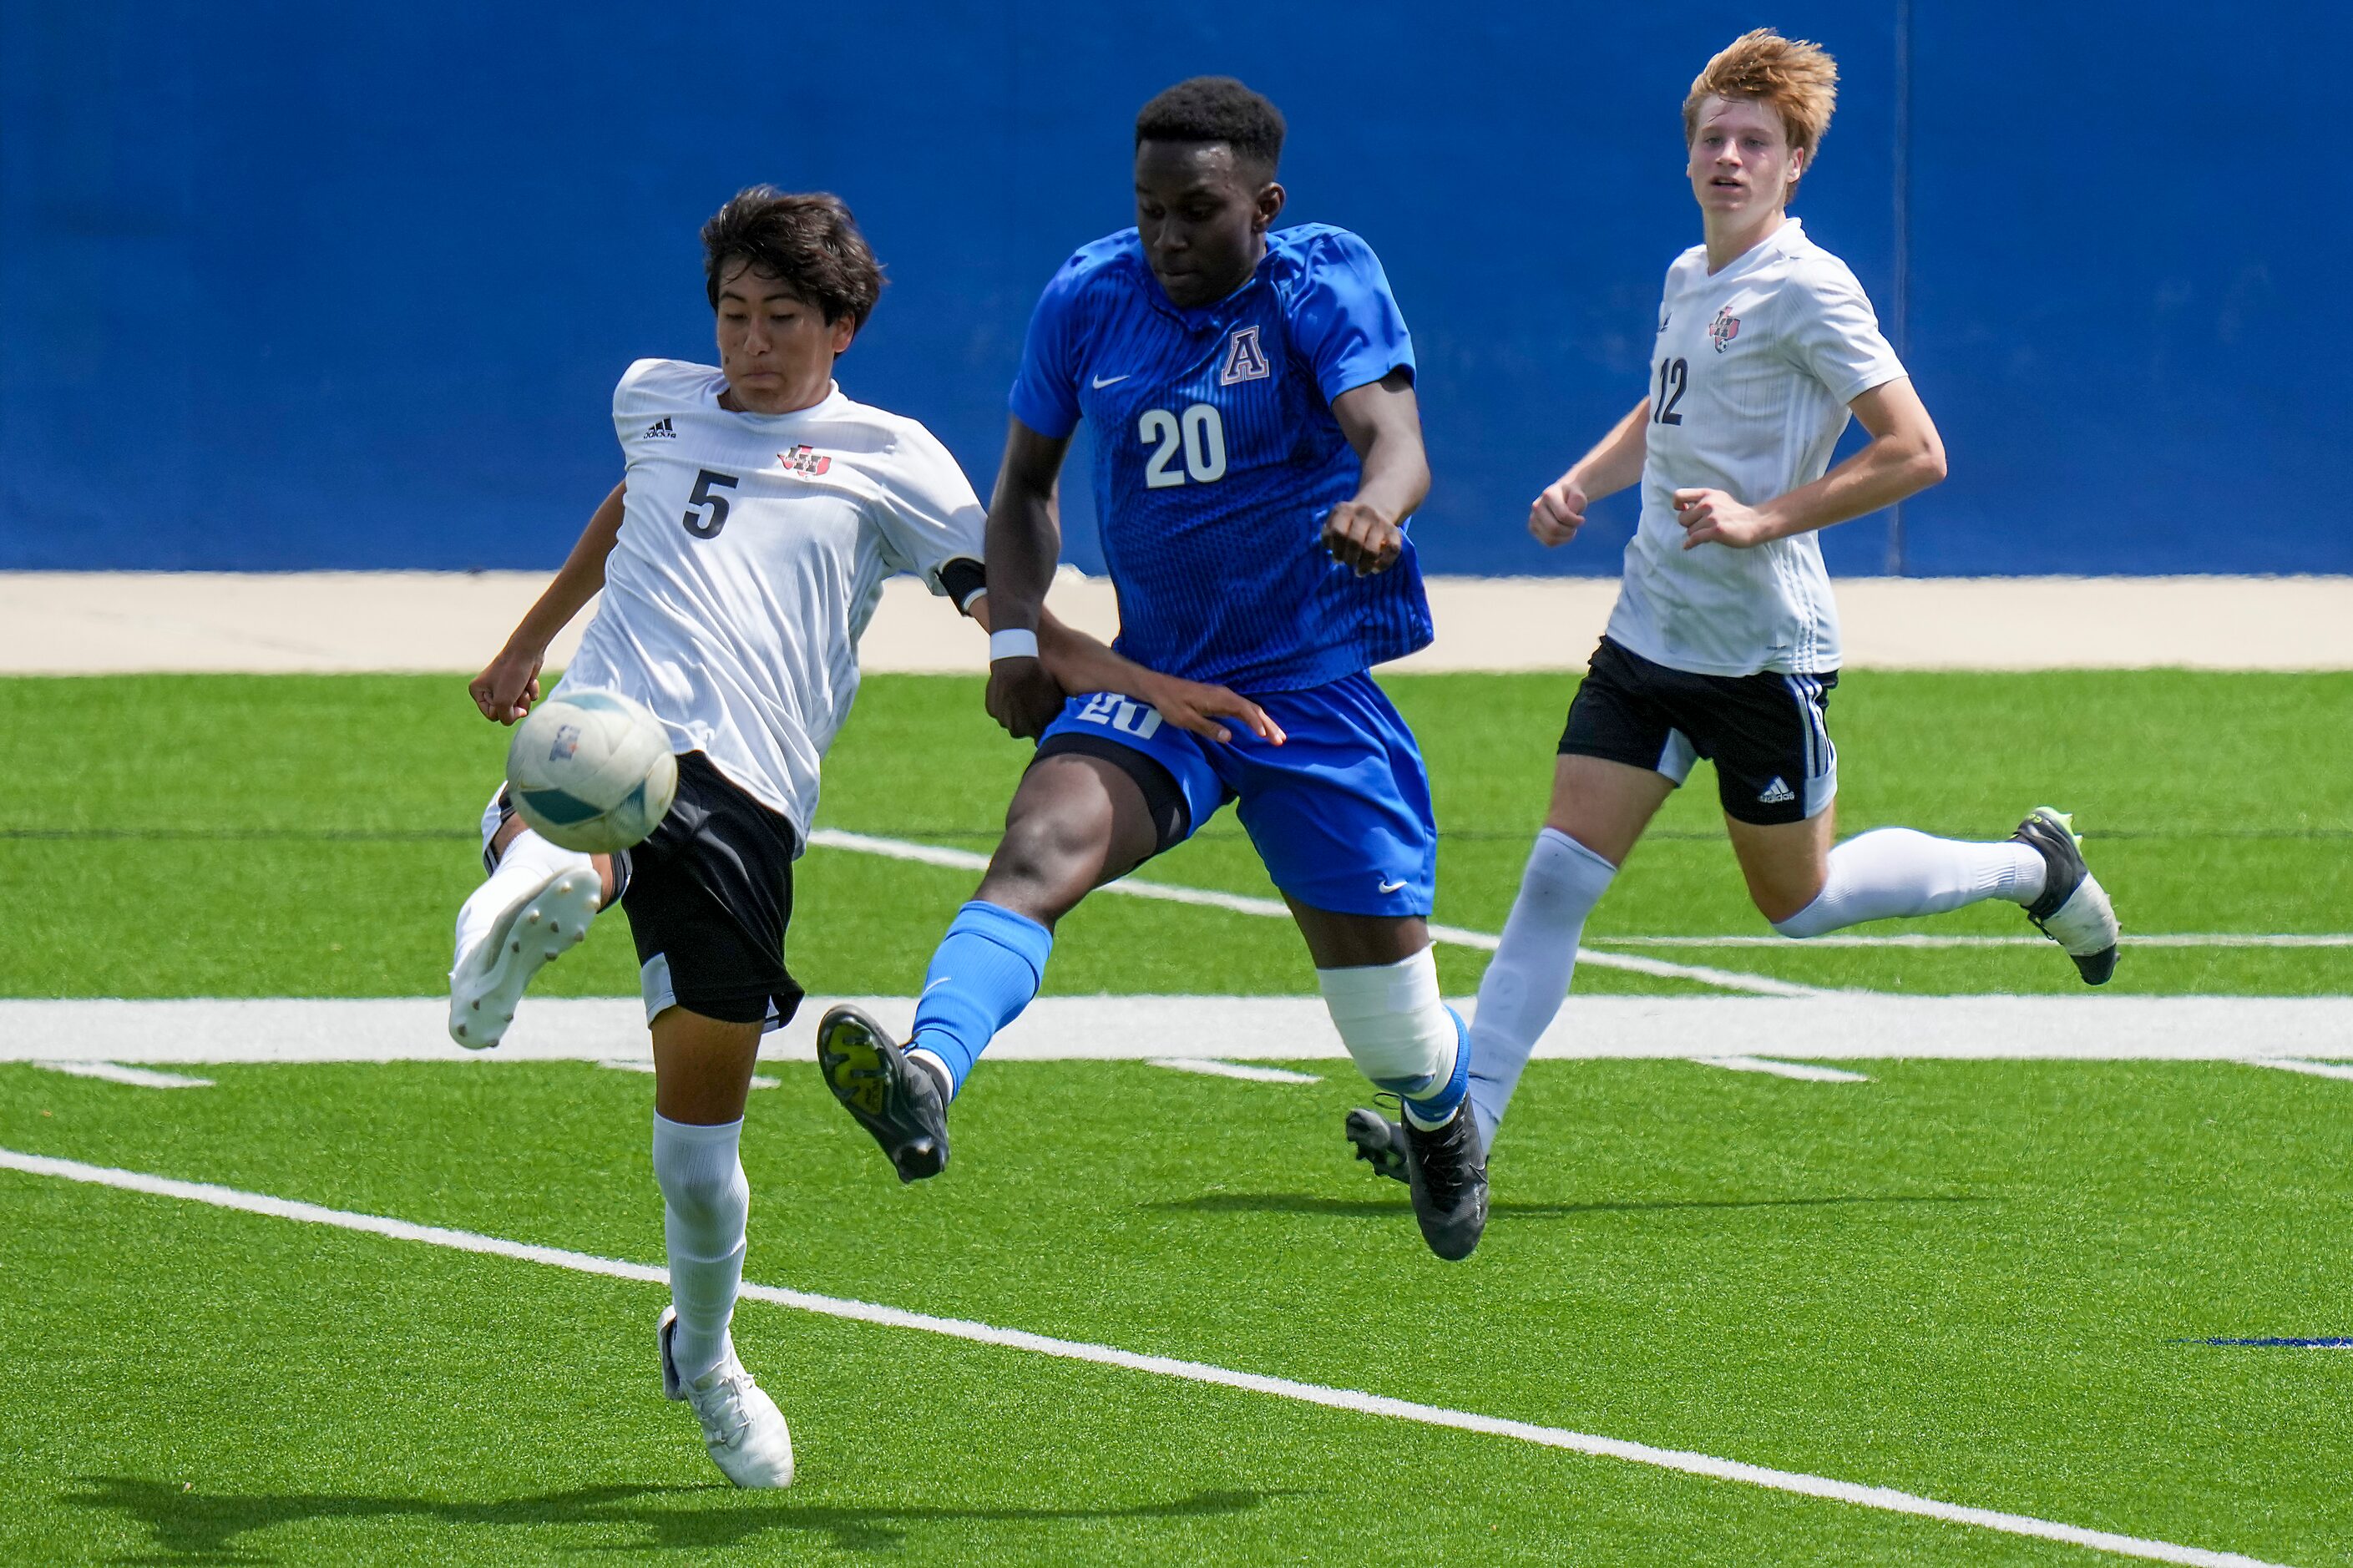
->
<box><xmin>984</xmin><ymin>809</ymin><xmax>1109</xmax><ymax>918</ymax></box>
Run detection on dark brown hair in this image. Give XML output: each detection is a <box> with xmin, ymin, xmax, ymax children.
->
<box><xmin>701</xmin><ymin>187</ymin><xmax>884</xmax><ymax>333</ymax></box>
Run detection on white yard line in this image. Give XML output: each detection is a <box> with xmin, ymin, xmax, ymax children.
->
<box><xmin>806</xmin><ymin>827</ymin><xmax>1820</xmax><ymax>999</ymax></box>
<box><xmin>1146</xmin><ymin>1058</ymin><xmax>1321</xmax><ymax>1085</ymax></box>
<box><xmin>0</xmin><ymin>1146</ymin><xmax>2288</xmax><ymax>1568</ymax></box>
<box><xmin>1594</xmin><ymin>934</ymin><xmax>2353</xmax><ymax>950</ymax></box>
<box><xmin>32</xmin><ymin>1061</ymin><xmax>213</xmax><ymax>1089</ymax></box>
<box><xmin>2236</xmin><ymin>1059</ymin><xmax>2353</xmax><ymax>1081</ymax></box>
<box><xmin>1691</xmin><ymin>1056</ymin><xmax>1871</xmax><ymax>1084</ymax></box>
<box><xmin>595</xmin><ymin>1060</ymin><xmax>778</xmax><ymax>1089</ymax></box>
<box><xmin>5</xmin><ymin>995</ymin><xmax>2352</xmax><ymax>1065</ymax></box>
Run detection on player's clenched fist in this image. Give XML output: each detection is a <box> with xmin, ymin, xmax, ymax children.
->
<box><xmin>469</xmin><ymin>645</ymin><xmax>544</xmax><ymax>724</ymax></box>
<box><xmin>1322</xmin><ymin>499</ymin><xmax>1404</xmax><ymax>576</ymax></box>
<box><xmin>985</xmin><ymin>656</ymin><xmax>1066</xmax><ymax>741</ymax></box>
<box><xmin>1530</xmin><ymin>474</ymin><xmax>1589</xmax><ymax>547</ymax></box>
<box><xmin>1672</xmin><ymin>487</ymin><xmax>1777</xmax><ymax>550</ymax></box>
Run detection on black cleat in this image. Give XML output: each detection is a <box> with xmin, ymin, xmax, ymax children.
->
<box><xmin>816</xmin><ymin>1004</ymin><xmax>949</xmax><ymax>1182</ymax></box>
<box><xmin>2010</xmin><ymin>807</ymin><xmax>2121</xmax><ymax>985</ymax></box>
<box><xmin>1344</xmin><ymin>1107</ymin><xmax>1409</xmax><ymax>1184</ymax></box>
<box><xmin>1399</xmin><ymin>1105</ymin><xmax>1489</xmax><ymax>1261</ymax></box>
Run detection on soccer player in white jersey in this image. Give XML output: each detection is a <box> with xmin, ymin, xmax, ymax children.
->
<box><xmin>446</xmin><ymin>188</ymin><xmax>1272</xmax><ymax>1486</ymax></box>
<box><xmin>1348</xmin><ymin>30</ymin><xmax>2121</xmax><ymax>1180</ymax></box>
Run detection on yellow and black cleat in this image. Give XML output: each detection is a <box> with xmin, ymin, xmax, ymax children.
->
<box><xmin>817</xmin><ymin>1004</ymin><xmax>949</xmax><ymax>1182</ymax></box>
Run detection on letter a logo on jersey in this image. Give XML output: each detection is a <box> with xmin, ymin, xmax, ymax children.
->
<box><xmin>1219</xmin><ymin>326</ymin><xmax>1271</xmax><ymax>386</ymax></box>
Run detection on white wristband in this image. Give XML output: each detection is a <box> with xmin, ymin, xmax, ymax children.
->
<box><xmin>989</xmin><ymin>628</ymin><xmax>1040</xmax><ymax>663</ymax></box>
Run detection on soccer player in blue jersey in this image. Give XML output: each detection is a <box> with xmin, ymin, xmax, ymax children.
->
<box><xmin>814</xmin><ymin>76</ymin><xmax>1487</xmax><ymax>1259</ymax></box>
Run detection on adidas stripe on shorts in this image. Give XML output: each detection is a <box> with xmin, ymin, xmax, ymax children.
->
<box><xmin>1558</xmin><ymin>635</ymin><xmax>1838</xmax><ymax>827</ymax></box>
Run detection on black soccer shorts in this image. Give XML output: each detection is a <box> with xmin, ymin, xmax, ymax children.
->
<box><xmin>618</xmin><ymin>751</ymin><xmax>804</xmax><ymax>1029</ymax></box>
<box><xmin>1558</xmin><ymin>636</ymin><xmax>1839</xmax><ymax>827</ymax></box>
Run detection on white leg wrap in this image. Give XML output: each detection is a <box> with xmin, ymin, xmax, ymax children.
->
<box><xmin>1771</xmin><ymin>827</ymin><xmax>2044</xmax><ymax>939</ymax></box>
<box><xmin>1318</xmin><ymin>948</ymin><xmax>1456</xmax><ymax>1093</ymax></box>
<box><xmin>654</xmin><ymin>1114</ymin><xmax>748</xmax><ymax>1387</ymax></box>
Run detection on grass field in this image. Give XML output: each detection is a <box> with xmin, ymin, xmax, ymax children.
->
<box><xmin>4</xmin><ymin>670</ymin><xmax>2350</xmax><ymax>999</ymax></box>
<box><xmin>4</xmin><ymin>670</ymin><xmax>2352</xmax><ymax>1565</ymax></box>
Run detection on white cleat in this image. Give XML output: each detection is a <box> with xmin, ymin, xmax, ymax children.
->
<box><xmin>2011</xmin><ymin>807</ymin><xmax>2120</xmax><ymax>985</ymax></box>
<box><xmin>446</xmin><ymin>867</ymin><xmax>601</xmax><ymax>1050</ymax></box>
<box><xmin>659</xmin><ymin>1306</ymin><xmax>794</xmax><ymax>1489</ymax></box>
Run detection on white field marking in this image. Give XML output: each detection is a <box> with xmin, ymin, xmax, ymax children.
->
<box><xmin>7</xmin><ymin>995</ymin><xmax>2353</xmax><ymax>1065</ymax></box>
<box><xmin>595</xmin><ymin>1060</ymin><xmax>779</xmax><ymax>1090</ymax></box>
<box><xmin>32</xmin><ymin>1061</ymin><xmax>213</xmax><ymax>1089</ymax></box>
<box><xmin>0</xmin><ymin>1147</ymin><xmax>2289</xmax><ymax>1568</ymax></box>
<box><xmin>1691</xmin><ymin>1056</ymin><xmax>1871</xmax><ymax>1084</ymax></box>
<box><xmin>805</xmin><ymin>828</ymin><xmax>1820</xmax><ymax>999</ymax></box>
<box><xmin>2236</xmin><ymin>1058</ymin><xmax>2353</xmax><ymax>1081</ymax></box>
<box><xmin>1146</xmin><ymin>1058</ymin><xmax>1322</xmax><ymax>1085</ymax></box>
<box><xmin>1593</xmin><ymin>933</ymin><xmax>2353</xmax><ymax>949</ymax></box>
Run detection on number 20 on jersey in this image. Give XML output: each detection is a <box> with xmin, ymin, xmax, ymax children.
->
<box><xmin>1138</xmin><ymin>404</ymin><xmax>1227</xmax><ymax>488</ymax></box>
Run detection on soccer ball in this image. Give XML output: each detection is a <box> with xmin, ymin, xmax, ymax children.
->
<box><xmin>505</xmin><ymin>689</ymin><xmax>678</xmax><ymax>853</ymax></box>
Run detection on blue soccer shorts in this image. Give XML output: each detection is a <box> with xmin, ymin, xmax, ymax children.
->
<box><xmin>1033</xmin><ymin>670</ymin><xmax>1436</xmax><ymax>918</ymax></box>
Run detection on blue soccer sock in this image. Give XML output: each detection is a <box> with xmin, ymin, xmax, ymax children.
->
<box><xmin>908</xmin><ymin>900</ymin><xmax>1054</xmax><ymax>1098</ymax></box>
<box><xmin>1401</xmin><ymin>1007</ymin><xmax>1471</xmax><ymax>1130</ymax></box>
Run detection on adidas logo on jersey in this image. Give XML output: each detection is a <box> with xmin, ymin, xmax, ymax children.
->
<box><xmin>642</xmin><ymin>416</ymin><xmax>676</xmax><ymax>439</ymax></box>
<box><xmin>1757</xmin><ymin>776</ymin><xmax>1795</xmax><ymax>804</ymax></box>
<box><xmin>1219</xmin><ymin>325</ymin><xmax>1270</xmax><ymax>385</ymax></box>
<box><xmin>777</xmin><ymin>444</ymin><xmax>832</xmax><ymax>478</ymax></box>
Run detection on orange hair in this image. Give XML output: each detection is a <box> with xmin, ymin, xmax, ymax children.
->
<box><xmin>1683</xmin><ymin>28</ymin><xmax>1839</xmax><ymax>177</ymax></box>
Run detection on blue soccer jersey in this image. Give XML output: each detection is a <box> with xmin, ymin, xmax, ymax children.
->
<box><xmin>1009</xmin><ymin>224</ymin><xmax>1434</xmax><ymax>692</ymax></box>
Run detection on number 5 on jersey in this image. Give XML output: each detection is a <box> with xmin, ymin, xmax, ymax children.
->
<box><xmin>683</xmin><ymin>468</ymin><xmax>737</xmax><ymax>539</ymax></box>
<box><xmin>1139</xmin><ymin>404</ymin><xmax>1227</xmax><ymax>488</ymax></box>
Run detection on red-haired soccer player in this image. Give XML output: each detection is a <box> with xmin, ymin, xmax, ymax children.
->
<box><xmin>1349</xmin><ymin>29</ymin><xmax>2121</xmax><ymax>1178</ymax></box>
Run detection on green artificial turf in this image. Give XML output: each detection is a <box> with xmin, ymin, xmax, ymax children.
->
<box><xmin>0</xmin><ymin>670</ymin><xmax>2347</xmax><ymax>999</ymax></box>
<box><xmin>3</xmin><ymin>1056</ymin><xmax>2347</xmax><ymax>1564</ymax></box>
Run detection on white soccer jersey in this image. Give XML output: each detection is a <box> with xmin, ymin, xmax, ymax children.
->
<box><xmin>1603</xmin><ymin>219</ymin><xmax>1906</xmax><ymax>676</ymax></box>
<box><xmin>559</xmin><ymin>358</ymin><xmax>985</xmax><ymax>842</ymax></box>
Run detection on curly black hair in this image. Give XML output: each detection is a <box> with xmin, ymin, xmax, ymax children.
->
<box><xmin>1134</xmin><ymin>77</ymin><xmax>1285</xmax><ymax>178</ymax></box>
<box><xmin>701</xmin><ymin>187</ymin><xmax>885</xmax><ymax>333</ymax></box>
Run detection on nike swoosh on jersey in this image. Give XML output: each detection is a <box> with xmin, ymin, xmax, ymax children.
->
<box><xmin>1378</xmin><ymin>878</ymin><xmax>1408</xmax><ymax>893</ymax></box>
<box><xmin>1090</xmin><ymin>373</ymin><xmax>1131</xmax><ymax>388</ymax></box>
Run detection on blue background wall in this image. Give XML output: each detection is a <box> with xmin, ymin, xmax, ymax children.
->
<box><xmin>0</xmin><ymin>2</ymin><xmax>2340</xmax><ymax>574</ymax></box>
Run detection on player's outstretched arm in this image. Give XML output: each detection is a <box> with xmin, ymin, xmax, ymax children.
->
<box><xmin>965</xmin><ymin>592</ymin><xmax>1283</xmax><ymax>747</ymax></box>
<box><xmin>1323</xmin><ymin>368</ymin><xmax>1430</xmax><ymax>576</ymax></box>
<box><xmin>468</xmin><ymin>480</ymin><xmax>626</xmax><ymax>725</ymax></box>
<box><xmin>1674</xmin><ymin>378</ymin><xmax>1946</xmax><ymax>550</ymax></box>
<box><xmin>1532</xmin><ymin>397</ymin><xmax>1651</xmax><ymax>549</ymax></box>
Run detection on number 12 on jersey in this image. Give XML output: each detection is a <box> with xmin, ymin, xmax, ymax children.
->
<box><xmin>1652</xmin><ymin>358</ymin><xmax>1688</xmax><ymax>426</ymax></box>
<box><xmin>1139</xmin><ymin>404</ymin><xmax>1227</xmax><ymax>488</ymax></box>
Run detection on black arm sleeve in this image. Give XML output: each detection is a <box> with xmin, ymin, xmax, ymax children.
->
<box><xmin>938</xmin><ymin>557</ymin><xmax>986</xmax><ymax>612</ymax></box>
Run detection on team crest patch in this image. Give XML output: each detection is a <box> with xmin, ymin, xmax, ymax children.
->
<box><xmin>1219</xmin><ymin>325</ymin><xmax>1271</xmax><ymax>385</ymax></box>
<box><xmin>1708</xmin><ymin>306</ymin><xmax>1741</xmax><ymax>352</ymax></box>
<box><xmin>777</xmin><ymin>444</ymin><xmax>832</xmax><ymax>477</ymax></box>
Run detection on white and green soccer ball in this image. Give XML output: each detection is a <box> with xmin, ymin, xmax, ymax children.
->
<box><xmin>505</xmin><ymin>688</ymin><xmax>678</xmax><ymax>853</ymax></box>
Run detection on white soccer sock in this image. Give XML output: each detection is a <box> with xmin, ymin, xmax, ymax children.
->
<box><xmin>1771</xmin><ymin>827</ymin><xmax>2046</xmax><ymax>939</ymax></box>
<box><xmin>1317</xmin><ymin>948</ymin><xmax>1458</xmax><ymax>1125</ymax></box>
<box><xmin>1465</xmin><ymin>829</ymin><xmax>1616</xmax><ymax>1153</ymax></box>
<box><xmin>451</xmin><ymin>827</ymin><xmax>597</xmax><ymax>976</ymax></box>
<box><xmin>653</xmin><ymin>1113</ymin><xmax>749</xmax><ymax>1386</ymax></box>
